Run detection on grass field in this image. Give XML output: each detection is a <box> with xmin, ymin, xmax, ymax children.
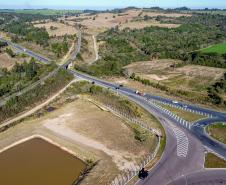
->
<box><xmin>202</xmin><ymin>42</ymin><xmax>226</xmax><ymax>54</ymax></box>
<box><xmin>207</xmin><ymin>123</ymin><xmax>226</xmax><ymax>145</ymax></box>
<box><xmin>205</xmin><ymin>153</ymin><xmax>226</xmax><ymax>168</ymax></box>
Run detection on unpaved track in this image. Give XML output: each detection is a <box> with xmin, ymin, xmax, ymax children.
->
<box><xmin>93</xmin><ymin>35</ymin><xmax>99</xmax><ymax>62</ymax></box>
<box><xmin>44</xmin><ymin>116</ymin><xmax>137</xmax><ymax>171</ymax></box>
<box><xmin>0</xmin><ymin>80</ymin><xmax>77</xmax><ymax>130</ymax></box>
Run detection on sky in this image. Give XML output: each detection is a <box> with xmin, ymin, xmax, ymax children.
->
<box><xmin>0</xmin><ymin>0</ymin><xmax>226</xmax><ymax>10</ymax></box>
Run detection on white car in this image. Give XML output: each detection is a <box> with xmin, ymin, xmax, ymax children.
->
<box><xmin>172</xmin><ymin>100</ymin><xmax>178</xmax><ymax>104</ymax></box>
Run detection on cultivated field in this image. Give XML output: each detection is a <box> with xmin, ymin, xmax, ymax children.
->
<box><xmin>33</xmin><ymin>21</ymin><xmax>78</xmax><ymax>37</ymax></box>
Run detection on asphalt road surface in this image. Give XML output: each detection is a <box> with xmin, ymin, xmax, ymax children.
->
<box><xmin>167</xmin><ymin>169</ymin><xmax>226</xmax><ymax>185</ymax></box>
<box><xmin>71</xmin><ymin>70</ymin><xmax>226</xmax><ymax>185</ymax></box>
<box><xmin>1</xmin><ymin>30</ymin><xmax>226</xmax><ymax>185</ymax></box>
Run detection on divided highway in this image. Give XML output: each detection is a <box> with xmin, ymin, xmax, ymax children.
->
<box><xmin>1</xmin><ymin>29</ymin><xmax>226</xmax><ymax>185</ymax></box>
<box><xmin>71</xmin><ymin>70</ymin><xmax>226</xmax><ymax>185</ymax></box>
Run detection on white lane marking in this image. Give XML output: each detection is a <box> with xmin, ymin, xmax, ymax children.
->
<box><xmin>171</xmin><ymin>125</ymin><xmax>189</xmax><ymax>158</ymax></box>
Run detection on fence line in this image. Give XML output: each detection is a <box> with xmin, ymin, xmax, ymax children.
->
<box><xmin>101</xmin><ymin>103</ymin><xmax>161</xmax><ymax>185</ymax></box>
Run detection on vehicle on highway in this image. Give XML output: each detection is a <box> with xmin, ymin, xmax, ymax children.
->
<box><xmin>138</xmin><ymin>168</ymin><xmax>149</xmax><ymax>180</ymax></box>
<box><xmin>135</xmin><ymin>90</ymin><xmax>145</xmax><ymax>96</ymax></box>
<box><xmin>172</xmin><ymin>100</ymin><xmax>178</xmax><ymax>104</ymax></box>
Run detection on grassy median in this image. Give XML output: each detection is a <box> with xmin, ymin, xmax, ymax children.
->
<box><xmin>207</xmin><ymin>123</ymin><xmax>226</xmax><ymax>145</ymax></box>
<box><xmin>205</xmin><ymin>153</ymin><xmax>226</xmax><ymax>168</ymax></box>
<box><xmin>160</xmin><ymin>104</ymin><xmax>206</xmax><ymax>122</ymax></box>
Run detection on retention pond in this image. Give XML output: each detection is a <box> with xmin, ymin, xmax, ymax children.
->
<box><xmin>0</xmin><ymin>137</ymin><xmax>86</xmax><ymax>185</ymax></box>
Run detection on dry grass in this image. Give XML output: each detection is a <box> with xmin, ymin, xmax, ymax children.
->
<box><xmin>142</xmin><ymin>11</ymin><xmax>191</xmax><ymax>18</ymax></box>
<box><xmin>79</xmin><ymin>34</ymin><xmax>96</xmax><ymax>64</ymax></box>
<box><xmin>119</xmin><ymin>20</ymin><xmax>180</xmax><ymax>30</ymax></box>
<box><xmin>65</xmin><ymin>9</ymin><xmax>189</xmax><ymax>34</ymax></box>
<box><xmin>0</xmin><ymin>52</ymin><xmax>30</xmax><ymax>69</ymax></box>
<box><xmin>0</xmin><ymin>94</ymin><xmax>158</xmax><ymax>185</ymax></box>
<box><xmin>207</xmin><ymin>123</ymin><xmax>226</xmax><ymax>145</ymax></box>
<box><xmin>123</xmin><ymin>60</ymin><xmax>226</xmax><ymax>93</ymax></box>
<box><xmin>105</xmin><ymin>76</ymin><xmax>226</xmax><ymax>112</ymax></box>
<box><xmin>33</xmin><ymin>21</ymin><xmax>77</xmax><ymax>36</ymax></box>
<box><xmin>205</xmin><ymin>153</ymin><xmax>226</xmax><ymax>168</ymax></box>
<box><xmin>159</xmin><ymin>103</ymin><xmax>206</xmax><ymax>122</ymax></box>
<box><xmin>0</xmin><ymin>53</ymin><xmax>16</xmax><ymax>69</ymax></box>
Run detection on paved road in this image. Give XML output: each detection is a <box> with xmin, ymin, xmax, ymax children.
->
<box><xmin>0</xmin><ymin>28</ymin><xmax>82</xmax><ymax>107</ymax></box>
<box><xmin>1</xmin><ymin>28</ymin><xmax>226</xmax><ymax>184</ymax></box>
<box><xmin>70</xmin><ymin>70</ymin><xmax>226</xmax><ymax>185</ymax></box>
<box><xmin>167</xmin><ymin>169</ymin><xmax>226</xmax><ymax>185</ymax></box>
<box><xmin>0</xmin><ymin>38</ymin><xmax>51</xmax><ymax>64</ymax></box>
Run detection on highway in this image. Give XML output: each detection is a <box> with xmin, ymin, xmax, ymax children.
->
<box><xmin>0</xmin><ymin>28</ymin><xmax>81</xmax><ymax>107</ymax></box>
<box><xmin>1</xmin><ymin>28</ymin><xmax>226</xmax><ymax>184</ymax></box>
<box><xmin>0</xmin><ymin>37</ymin><xmax>51</xmax><ymax>64</ymax></box>
<box><xmin>71</xmin><ymin>70</ymin><xmax>226</xmax><ymax>185</ymax></box>
<box><xmin>167</xmin><ymin>169</ymin><xmax>226</xmax><ymax>185</ymax></box>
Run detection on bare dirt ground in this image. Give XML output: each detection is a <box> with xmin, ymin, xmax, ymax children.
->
<box><xmin>124</xmin><ymin>59</ymin><xmax>181</xmax><ymax>76</ymax></box>
<box><xmin>43</xmin><ymin>99</ymin><xmax>152</xmax><ymax>170</ymax></box>
<box><xmin>123</xmin><ymin>60</ymin><xmax>225</xmax><ymax>88</ymax></box>
<box><xmin>0</xmin><ymin>52</ymin><xmax>30</xmax><ymax>69</ymax></box>
<box><xmin>0</xmin><ymin>84</ymin><xmax>158</xmax><ymax>184</ymax></box>
<box><xmin>0</xmin><ymin>53</ymin><xmax>16</xmax><ymax>69</ymax></box>
<box><xmin>33</xmin><ymin>21</ymin><xmax>77</xmax><ymax>37</ymax></box>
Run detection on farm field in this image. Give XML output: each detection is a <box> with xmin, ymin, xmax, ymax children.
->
<box><xmin>202</xmin><ymin>42</ymin><xmax>226</xmax><ymax>54</ymax></box>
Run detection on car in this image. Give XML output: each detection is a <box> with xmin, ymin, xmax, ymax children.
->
<box><xmin>172</xmin><ymin>100</ymin><xmax>178</xmax><ymax>104</ymax></box>
<box><xmin>182</xmin><ymin>105</ymin><xmax>188</xmax><ymax>108</ymax></box>
<box><xmin>119</xmin><ymin>84</ymin><xmax>123</xmax><ymax>87</ymax></box>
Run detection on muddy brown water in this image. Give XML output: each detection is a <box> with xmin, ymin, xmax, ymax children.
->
<box><xmin>0</xmin><ymin>137</ymin><xmax>86</xmax><ymax>185</ymax></box>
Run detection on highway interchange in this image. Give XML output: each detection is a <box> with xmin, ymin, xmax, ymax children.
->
<box><xmin>1</xmin><ymin>30</ymin><xmax>226</xmax><ymax>185</ymax></box>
